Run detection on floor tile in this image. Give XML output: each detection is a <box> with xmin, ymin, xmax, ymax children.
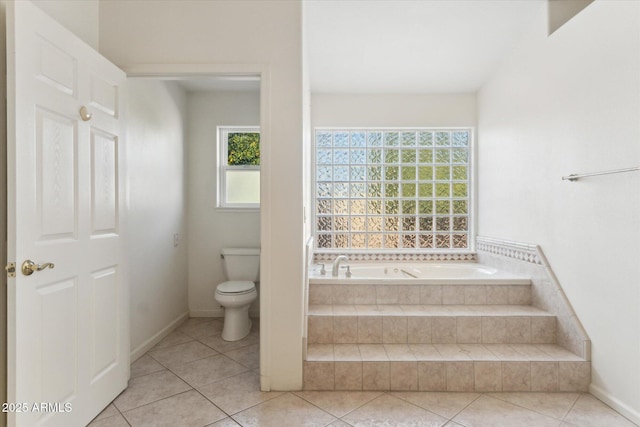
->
<box><xmin>294</xmin><ymin>391</ymin><xmax>382</xmax><ymax>418</ymax></box>
<box><xmin>149</xmin><ymin>340</ymin><xmax>218</xmax><ymax>369</ymax></box>
<box><xmin>90</xmin><ymin>403</ymin><xmax>119</xmax><ymax>422</ymax></box>
<box><xmin>198</xmin><ymin>371</ymin><xmax>283</xmax><ymax>415</ymax></box>
<box><xmin>113</xmin><ymin>370</ymin><xmax>191</xmax><ymax>412</ymax></box>
<box><xmin>87</xmin><ymin>413</ymin><xmax>130</xmax><ymax>427</ymax></box>
<box><xmin>224</xmin><ymin>344</ymin><xmax>260</xmax><ymax>369</ymax></box>
<box><xmin>200</xmin><ymin>333</ymin><xmax>259</xmax><ymax>354</ymax></box>
<box><xmin>172</xmin><ymin>354</ymin><xmax>249</xmax><ymax>388</ymax></box>
<box><xmin>151</xmin><ymin>330</ymin><xmax>194</xmax><ymax>350</ymax></box>
<box><xmin>122</xmin><ymin>390</ymin><xmax>226</xmax><ymax>427</ymax></box>
<box><xmin>206</xmin><ymin>418</ymin><xmax>242</xmax><ymax>427</ymax></box>
<box><xmin>391</xmin><ymin>391</ymin><xmax>480</xmax><ymax>419</ymax></box>
<box><xmin>232</xmin><ymin>393</ymin><xmax>336</xmax><ymax>427</ymax></box>
<box><xmin>178</xmin><ymin>319</ymin><xmax>224</xmax><ymax>339</ymax></box>
<box><xmin>131</xmin><ymin>354</ymin><xmax>165</xmax><ymax>378</ymax></box>
<box><xmin>563</xmin><ymin>394</ymin><xmax>637</xmax><ymax>427</ymax></box>
<box><xmin>453</xmin><ymin>395</ymin><xmax>560</xmax><ymax>427</ymax></box>
<box><xmin>488</xmin><ymin>392</ymin><xmax>579</xmax><ymax>420</ymax></box>
<box><xmin>342</xmin><ymin>393</ymin><xmax>447</xmax><ymax>427</ymax></box>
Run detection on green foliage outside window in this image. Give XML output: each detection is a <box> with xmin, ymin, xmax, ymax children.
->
<box><xmin>228</xmin><ymin>132</ymin><xmax>260</xmax><ymax>166</ymax></box>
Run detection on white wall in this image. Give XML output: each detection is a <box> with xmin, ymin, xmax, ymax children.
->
<box><xmin>187</xmin><ymin>91</ymin><xmax>261</xmax><ymax>317</ymax></box>
<box><xmin>100</xmin><ymin>0</ymin><xmax>304</xmax><ymax>390</ymax></box>
<box><xmin>478</xmin><ymin>1</ymin><xmax>639</xmax><ymax>421</ymax></box>
<box><xmin>32</xmin><ymin>0</ymin><xmax>99</xmax><ymax>49</ymax></box>
<box><xmin>126</xmin><ymin>80</ymin><xmax>189</xmax><ymax>357</ymax></box>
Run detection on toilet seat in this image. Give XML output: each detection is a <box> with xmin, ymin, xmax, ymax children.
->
<box><xmin>216</xmin><ymin>280</ymin><xmax>255</xmax><ymax>295</ymax></box>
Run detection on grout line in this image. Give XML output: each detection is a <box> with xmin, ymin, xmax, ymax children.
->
<box><xmin>562</xmin><ymin>392</ymin><xmax>584</xmax><ymax>422</ymax></box>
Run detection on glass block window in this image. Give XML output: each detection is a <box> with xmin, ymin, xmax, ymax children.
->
<box><xmin>314</xmin><ymin>129</ymin><xmax>472</xmax><ymax>250</ymax></box>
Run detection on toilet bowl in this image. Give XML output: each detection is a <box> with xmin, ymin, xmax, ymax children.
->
<box><xmin>215</xmin><ymin>280</ymin><xmax>257</xmax><ymax>341</ymax></box>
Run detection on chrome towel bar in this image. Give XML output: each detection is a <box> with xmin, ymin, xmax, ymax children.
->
<box><xmin>562</xmin><ymin>166</ymin><xmax>640</xmax><ymax>182</ymax></box>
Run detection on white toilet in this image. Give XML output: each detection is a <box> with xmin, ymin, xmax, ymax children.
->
<box><xmin>215</xmin><ymin>248</ymin><xmax>259</xmax><ymax>341</ymax></box>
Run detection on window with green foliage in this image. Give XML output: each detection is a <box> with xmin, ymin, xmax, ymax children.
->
<box><xmin>314</xmin><ymin>128</ymin><xmax>472</xmax><ymax>251</ymax></box>
<box><xmin>218</xmin><ymin>127</ymin><xmax>260</xmax><ymax>208</ymax></box>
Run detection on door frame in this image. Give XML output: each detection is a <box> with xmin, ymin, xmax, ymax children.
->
<box><xmin>124</xmin><ymin>63</ymin><xmax>273</xmax><ymax>391</ymax></box>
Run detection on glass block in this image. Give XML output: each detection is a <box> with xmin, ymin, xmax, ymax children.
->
<box><xmin>418</xmin><ymin>132</ymin><xmax>433</xmax><ymax>147</ymax></box>
<box><xmin>368</xmin><ymin>233</ymin><xmax>383</xmax><ymax>248</ymax></box>
<box><xmin>418</xmin><ymin>200</ymin><xmax>433</xmax><ymax>215</ymax></box>
<box><xmin>334</xmin><ymin>166</ymin><xmax>349</xmax><ymax>181</ymax></box>
<box><xmin>317</xmin><ymin>149</ymin><xmax>332</xmax><ymax>164</ymax></box>
<box><xmin>453</xmin><ymin>234</ymin><xmax>468</xmax><ymax>249</ymax></box>
<box><xmin>368</xmin><ymin>216</ymin><xmax>383</xmax><ymax>232</ymax></box>
<box><xmin>436</xmin><ymin>217</ymin><xmax>450</xmax><ymax>231</ymax></box>
<box><xmin>401</xmin><ymin>132</ymin><xmax>417</xmax><ymax>146</ymax></box>
<box><xmin>385</xmin><ymin>149</ymin><xmax>399</xmax><ymax>163</ymax></box>
<box><xmin>453</xmin><ymin>216</ymin><xmax>468</xmax><ymax>231</ymax></box>
<box><xmin>316</xmin><ymin>216</ymin><xmax>332</xmax><ymax>232</ymax></box>
<box><xmin>368</xmin><ymin>166</ymin><xmax>382</xmax><ymax>180</ymax></box>
<box><xmin>401</xmin><ymin>149</ymin><xmax>416</xmax><ymax>163</ymax></box>
<box><xmin>318</xmin><ymin>234</ymin><xmax>332</xmax><ymax>249</ymax></box>
<box><xmin>402</xmin><ymin>200</ymin><xmax>416</xmax><ymax>214</ymax></box>
<box><xmin>385</xmin><ymin>183</ymin><xmax>399</xmax><ymax>198</ymax></box>
<box><xmin>336</xmin><ymin>234</ymin><xmax>349</xmax><ymax>248</ymax></box>
<box><xmin>317</xmin><ymin>166</ymin><xmax>332</xmax><ymax>182</ymax></box>
<box><xmin>453</xmin><ymin>183</ymin><xmax>467</xmax><ymax>197</ymax></box>
<box><xmin>351</xmin><ymin>200</ymin><xmax>366</xmax><ymax>214</ymax></box>
<box><xmin>352</xmin><ymin>216</ymin><xmax>366</xmax><ymax>231</ymax></box>
<box><xmin>316</xmin><ymin>131</ymin><xmax>332</xmax><ymax>148</ymax></box>
<box><xmin>402</xmin><ymin>234</ymin><xmax>416</xmax><ymax>248</ymax></box>
<box><xmin>453</xmin><ymin>200</ymin><xmax>468</xmax><ymax>215</ymax></box>
<box><xmin>452</xmin><ymin>131</ymin><xmax>469</xmax><ymax>147</ymax></box>
<box><xmin>316</xmin><ymin>199</ymin><xmax>332</xmax><ymax>214</ymax></box>
<box><xmin>452</xmin><ymin>166</ymin><xmax>467</xmax><ymax>180</ymax></box>
<box><xmin>435</xmin><ymin>149</ymin><xmax>450</xmax><ymax>164</ymax></box>
<box><xmin>368</xmin><ymin>149</ymin><xmax>382</xmax><ymax>164</ymax></box>
<box><xmin>350</xmin><ymin>183</ymin><xmax>366</xmax><ymax>198</ymax></box>
<box><xmin>368</xmin><ymin>131</ymin><xmax>383</xmax><ymax>147</ymax></box>
<box><xmin>418</xmin><ymin>184</ymin><xmax>433</xmax><ymax>199</ymax></box>
<box><xmin>419</xmin><ymin>233</ymin><xmax>434</xmax><ymax>248</ymax></box>
<box><xmin>436</xmin><ymin>234</ymin><xmax>451</xmax><ymax>248</ymax></box>
<box><xmin>452</xmin><ymin>148</ymin><xmax>468</xmax><ymax>164</ymax></box>
<box><xmin>316</xmin><ymin>183</ymin><xmax>332</xmax><ymax>198</ymax></box>
<box><xmin>368</xmin><ymin>183</ymin><xmax>382</xmax><ymax>198</ymax></box>
<box><xmin>435</xmin><ymin>183</ymin><xmax>450</xmax><ymax>198</ymax></box>
<box><xmin>419</xmin><ymin>217</ymin><xmax>433</xmax><ymax>231</ymax></box>
<box><xmin>368</xmin><ymin>200</ymin><xmax>383</xmax><ymax>215</ymax></box>
<box><xmin>436</xmin><ymin>200</ymin><xmax>450</xmax><ymax>215</ymax></box>
<box><xmin>402</xmin><ymin>217</ymin><xmax>416</xmax><ymax>231</ymax></box>
<box><xmin>351</xmin><ymin>149</ymin><xmax>366</xmax><ymax>164</ymax></box>
<box><xmin>351</xmin><ymin>132</ymin><xmax>366</xmax><ymax>147</ymax></box>
<box><xmin>350</xmin><ymin>166</ymin><xmax>366</xmax><ymax>181</ymax></box>
<box><xmin>401</xmin><ymin>166</ymin><xmax>416</xmax><ymax>180</ymax></box>
<box><xmin>352</xmin><ymin>233</ymin><xmax>366</xmax><ymax>248</ymax></box>
<box><xmin>384</xmin><ymin>132</ymin><xmax>399</xmax><ymax>146</ymax></box>
<box><xmin>384</xmin><ymin>234</ymin><xmax>400</xmax><ymax>248</ymax></box>
<box><xmin>334</xmin><ymin>183</ymin><xmax>349</xmax><ymax>198</ymax></box>
<box><xmin>385</xmin><ymin>200</ymin><xmax>399</xmax><ymax>215</ymax></box>
<box><xmin>335</xmin><ymin>132</ymin><xmax>349</xmax><ymax>147</ymax></box>
<box><xmin>418</xmin><ymin>149</ymin><xmax>433</xmax><ymax>163</ymax></box>
<box><xmin>402</xmin><ymin>183</ymin><xmax>416</xmax><ymax>198</ymax></box>
<box><xmin>335</xmin><ymin>149</ymin><xmax>349</xmax><ymax>164</ymax></box>
<box><xmin>334</xmin><ymin>199</ymin><xmax>349</xmax><ymax>214</ymax></box>
<box><xmin>385</xmin><ymin>166</ymin><xmax>399</xmax><ymax>180</ymax></box>
<box><xmin>335</xmin><ymin>216</ymin><xmax>349</xmax><ymax>231</ymax></box>
<box><xmin>418</xmin><ymin>166</ymin><xmax>433</xmax><ymax>181</ymax></box>
<box><xmin>385</xmin><ymin>216</ymin><xmax>399</xmax><ymax>232</ymax></box>
<box><xmin>435</xmin><ymin>132</ymin><xmax>450</xmax><ymax>147</ymax></box>
<box><xmin>435</xmin><ymin>166</ymin><xmax>451</xmax><ymax>180</ymax></box>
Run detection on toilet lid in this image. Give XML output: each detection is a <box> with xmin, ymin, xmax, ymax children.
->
<box><xmin>217</xmin><ymin>280</ymin><xmax>255</xmax><ymax>294</ymax></box>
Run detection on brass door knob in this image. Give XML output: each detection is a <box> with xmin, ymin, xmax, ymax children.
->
<box><xmin>21</xmin><ymin>260</ymin><xmax>55</xmax><ymax>276</ymax></box>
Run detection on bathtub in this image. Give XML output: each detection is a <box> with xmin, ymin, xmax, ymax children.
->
<box><xmin>309</xmin><ymin>262</ymin><xmax>530</xmax><ymax>285</ymax></box>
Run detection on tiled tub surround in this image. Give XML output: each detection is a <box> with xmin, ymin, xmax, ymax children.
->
<box><xmin>305</xmin><ymin>258</ymin><xmax>590</xmax><ymax>392</ymax></box>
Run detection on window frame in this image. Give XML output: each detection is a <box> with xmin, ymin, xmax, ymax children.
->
<box><xmin>312</xmin><ymin>127</ymin><xmax>475</xmax><ymax>254</ymax></box>
<box><xmin>217</xmin><ymin>126</ymin><xmax>261</xmax><ymax>210</ymax></box>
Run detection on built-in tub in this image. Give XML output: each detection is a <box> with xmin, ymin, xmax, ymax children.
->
<box><xmin>309</xmin><ymin>262</ymin><xmax>531</xmax><ymax>285</ymax></box>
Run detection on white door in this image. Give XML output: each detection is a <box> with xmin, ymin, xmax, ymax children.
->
<box><xmin>6</xmin><ymin>1</ymin><xmax>129</xmax><ymax>426</ymax></box>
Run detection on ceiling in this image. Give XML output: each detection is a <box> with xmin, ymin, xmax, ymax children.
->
<box><xmin>305</xmin><ymin>0</ymin><xmax>544</xmax><ymax>93</ymax></box>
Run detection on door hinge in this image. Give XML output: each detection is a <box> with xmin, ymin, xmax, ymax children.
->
<box><xmin>5</xmin><ymin>262</ymin><xmax>16</xmax><ymax>278</ymax></box>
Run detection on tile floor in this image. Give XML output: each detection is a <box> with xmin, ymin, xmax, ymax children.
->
<box><xmin>89</xmin><ymin>317</ymin><xmax>637</xmax><ymax>427</ymax></box>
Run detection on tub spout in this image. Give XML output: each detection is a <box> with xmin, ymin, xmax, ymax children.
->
<box><xmin>332</xmin><ymin>255</ymin><xmax>348</xmax><ymax>277</ymax></box>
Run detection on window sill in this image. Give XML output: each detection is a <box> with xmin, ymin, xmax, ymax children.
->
<box><xmin>215</xmin><ymin>207</ymin><xmax>260</xmax><ymax>214</ymax></box>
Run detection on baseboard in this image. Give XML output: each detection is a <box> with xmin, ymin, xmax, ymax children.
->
<box><xmin>590</xmin><ymin>383</ymin><xmax>640</xmax><ymax>425</ymax></box>
<box><xmin>189</xmin><ymin>308</ymin><xmax>225</xmax><ymax>318</ymax></box>
<box><xmin>130</xmin><ymin>311</ymin><xmax>189</xmax><ymax>362</ymax></box>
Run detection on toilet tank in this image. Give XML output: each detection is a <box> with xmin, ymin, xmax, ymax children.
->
<box><xmin>221</xmin><ymin>248</ymin><xmax>260</xmax><ymax>281</ymax></box>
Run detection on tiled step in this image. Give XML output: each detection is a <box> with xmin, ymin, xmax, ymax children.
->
<box><xmin>303</xmin><ymin>343</ymin><xmax>589</xmax><ymax>392</ymax></box>
<box><xmin>309</xmin><ymin>283</ymin><xmax>532</xmax><ymax>306</ymax></box>
<box><xmin>308</xmin><ymin>305</ymin><xmax>556</xmax><ymax>345</ymax></box>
